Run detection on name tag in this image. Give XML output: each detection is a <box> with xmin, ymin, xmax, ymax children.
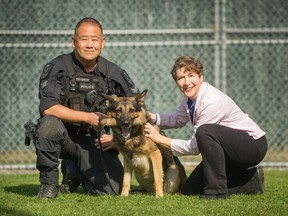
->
<box><xmin>76</xmin><ymin>77</ymin><xmax>90</xmax><ymax>82</ymax></box>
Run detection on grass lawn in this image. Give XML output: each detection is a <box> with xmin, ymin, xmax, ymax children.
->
<box><xmin>0</xmin><ymin>169</ymin><xmax>287</xmax><ymax>216</ymax></box>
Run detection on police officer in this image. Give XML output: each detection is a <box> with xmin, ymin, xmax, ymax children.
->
<box><xmin>35</xmin><ymin>17</ymin><xmax>139</xmax><ymax>198</ymax></box>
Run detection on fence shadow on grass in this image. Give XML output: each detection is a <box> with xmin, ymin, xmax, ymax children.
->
<box><xmin>0</xmin><ymin>205</ymin><xmax>33</xmax><ymax>216</ymax></box>
<box><xmin>4</xmin><ymin>184</ymin><xmax>143</xmax><ymax>197</ymax></box>
<box><xmin>5</xmin><ymin>184</ymin><xmax>39</xmax><ymax>197</ymax></box>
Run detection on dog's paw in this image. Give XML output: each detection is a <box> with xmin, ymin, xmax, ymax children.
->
<box><xmin>120</xmin><ymin>191</ymin><xmax>129</xmax><ymax>197</ymax></box>
<box><xmin>155</xmin><ymin>192</ymin><xmax>164</xmax><ymax>198</ymax></box>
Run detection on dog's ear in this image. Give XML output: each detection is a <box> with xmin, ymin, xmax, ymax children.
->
<box><xmin>99</xmin><ymin>93</ymin><xmax>117</xmax><ymax>101</ymax></box>
<box><xmin>135</xmin><ymin>89</ymin><xmax>148</xmax><ymax>105</ymax></box>
<box><xmin>99</xmin><ymin>93</ymin><xmax>119</xmax><ymax>111</ymax></box>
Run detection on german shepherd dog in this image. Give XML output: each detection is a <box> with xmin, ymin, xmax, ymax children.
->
<box><xmin>100</xmin><ymin>90</ymin><xmax>187</xmax><ymax>197</ymax></box>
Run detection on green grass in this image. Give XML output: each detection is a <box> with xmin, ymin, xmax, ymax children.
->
<box><xmin>1</xmin><ymin>169</ymin><xmax>288</xmax><ymax>216</ymax></box>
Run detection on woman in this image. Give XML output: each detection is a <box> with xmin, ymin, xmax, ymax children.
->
<box><xmin>145</xmin><ymin>56</ymin><xmax>268</xmax><ymax>199</ymax></box>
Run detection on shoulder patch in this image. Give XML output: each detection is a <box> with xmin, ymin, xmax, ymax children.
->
<box><xmin>41</xmin><ymin>63</ymin><xmax>54</xmax><ymax>80</ymax></box>
<box><xmin>40</xmin><ymin>80</ymin><xmax>48</xmax><ymax>89</ymax></box>
<box><xmin>40</xmin><ymin>63</ymin><xmax>54</xmax><ymax>89</ymax></box>
<box><xmin>130</xmin><ymin>85</ymin><xmax>139</xmax><ymax>94</ymax></box>
<box><xmin>121</xmin><ymin>71</ymin><xmax>139</xmax><ymax>94</ymax></box>
<box><xmin>121</xmin><ymin>70</ymin><xmax>134</xmax><ymax>87</ymax></box>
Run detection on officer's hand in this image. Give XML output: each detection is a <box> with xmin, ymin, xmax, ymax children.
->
<box><xmin>95</xmin><ymin>134</ymin><xmax>116</xmax><ymax>151</ymax></box>
<box><xmin>87</xmin><ymin>112</ymin><xmax>107</xmax><ymax>126</ymax></box>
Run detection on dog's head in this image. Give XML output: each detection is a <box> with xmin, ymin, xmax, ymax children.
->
<box><xmin>100</xmin><ymin>89</ymin><xmax>148</xmax><ymax>139</ymax></box>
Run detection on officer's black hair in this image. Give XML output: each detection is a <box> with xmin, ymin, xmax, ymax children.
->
<box><xmin>74</xmin><ymin>17</ymin><xmax>103</xmax><ymax>37</ymax></box>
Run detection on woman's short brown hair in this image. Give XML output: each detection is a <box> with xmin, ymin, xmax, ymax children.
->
<box><xmin>170</xmin><ymin>56</ymin><xmax>203</xmax><ymax>81</ymax></box>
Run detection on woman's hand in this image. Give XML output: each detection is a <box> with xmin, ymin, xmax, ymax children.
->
<box><xmin>95</xmin><ymin>134</ymin><xmax>116</xmax><ymax>151</ymax></box>
<box><xmin>145</xmin><ymin>123</ymin><xmax>162</xmax><ymax>143</ymax></box>
<box><xmin>148</xmin><ymin>112</ymin><xmax>156</xmax><ymax>123</ymax></box>
<box><xmin>145</xmin><ymin>123</ymin><xmax>172</xmax><ymax>148</ymax></box>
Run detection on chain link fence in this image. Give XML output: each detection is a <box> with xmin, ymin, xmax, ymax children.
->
<box><xmin>0</xmin><ymin>0</ymin><xmax>287</xmax><ymax>169</ymax></box>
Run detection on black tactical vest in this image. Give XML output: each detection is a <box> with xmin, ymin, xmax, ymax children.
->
<box><xmin>59</xmin><ymin>54</ymin><xmax>112</xmax><ymax>113</ymax></box>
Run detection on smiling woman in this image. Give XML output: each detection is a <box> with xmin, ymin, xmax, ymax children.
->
<box><xmin>175</xmin><ymin>66</ymin><xmax>203</xmax><ymax>101</ymax></box>
<box><xmin>145</xmin><ymin>55</ymin><xmax>268</xmax><ymax>199</ymax></box>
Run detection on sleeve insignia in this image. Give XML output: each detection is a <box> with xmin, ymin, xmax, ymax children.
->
<box><xmin>40</xmin><ymin>63</ymin><xmax>54</xmax><ymax>80</ymax></box>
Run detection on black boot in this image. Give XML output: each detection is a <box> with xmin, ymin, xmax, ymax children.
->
<box><xmin>254</xmin><ymin>167</ymin><xmax>265</xmax><ymax>194</ymax></box>
<box><xmin>37</xmin><ymin>184</ymin><xmax>58</xmax><ymax>198</ymax></box>
<box><xmin>60</xmin><ymin>159</ymin><xmax>81</xmax><ymax>193</ymax></box>
<box><xmin>228</xmin><ymin>166</ymin><xmax>265</xmax><ymax>195</ymax></box>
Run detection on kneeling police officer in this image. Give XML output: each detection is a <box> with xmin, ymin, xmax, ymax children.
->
<box><xmin>34</xmin><ymin>17</ymin><xmax>139</xmax><ymax>198</ymax></box>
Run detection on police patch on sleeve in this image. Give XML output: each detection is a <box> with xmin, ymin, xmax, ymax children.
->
<box><xmin>41</xmin><ymin>63</ymin><xmax>54</xmax><ymax>80</ymax></box>
<box><xmin>121</xmin><ymin>71</ymin><xmax>134</xmax><ymax>86</ymax></box>
<box><xmin>121</xmin><ymin>70</ymin><xmax>139</xmax><ymax>94</ymax></box>
<box><xmin>40</xmin><ymin>80</ymin><xmax>48</xmax><ymax>89</ymax></box>
<box><xmin>40</xmin><ymin>63</ymin><xmax>54</xmax><ymax>89</ymax></box>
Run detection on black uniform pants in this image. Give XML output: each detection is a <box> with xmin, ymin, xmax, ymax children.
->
<box><xmin>34</xmin><ymin>115</ymin><xmax>124</xmax><ymax>195</ymax></box>
<box><xmin>181</xmin><ymin>124</ymin><xmax>268</xmax><ymax>195</ymax></box>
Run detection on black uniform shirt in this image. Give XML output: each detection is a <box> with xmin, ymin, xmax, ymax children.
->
<box><xmin>38</xmin><ymin>52</ymin><xmax>139</xmax><ymax>115</ymax></box>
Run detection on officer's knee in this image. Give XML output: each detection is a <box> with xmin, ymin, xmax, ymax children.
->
<box><xmin>37</xmin><ymin>115</ymin><xmax>64</xmax><ymax>140</ymax></box>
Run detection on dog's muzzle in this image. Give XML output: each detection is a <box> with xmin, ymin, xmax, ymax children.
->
<box><xmin>120</xmin><ymin>122</ymin><xmax>132</xmax><ymax>139</ymax></box>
